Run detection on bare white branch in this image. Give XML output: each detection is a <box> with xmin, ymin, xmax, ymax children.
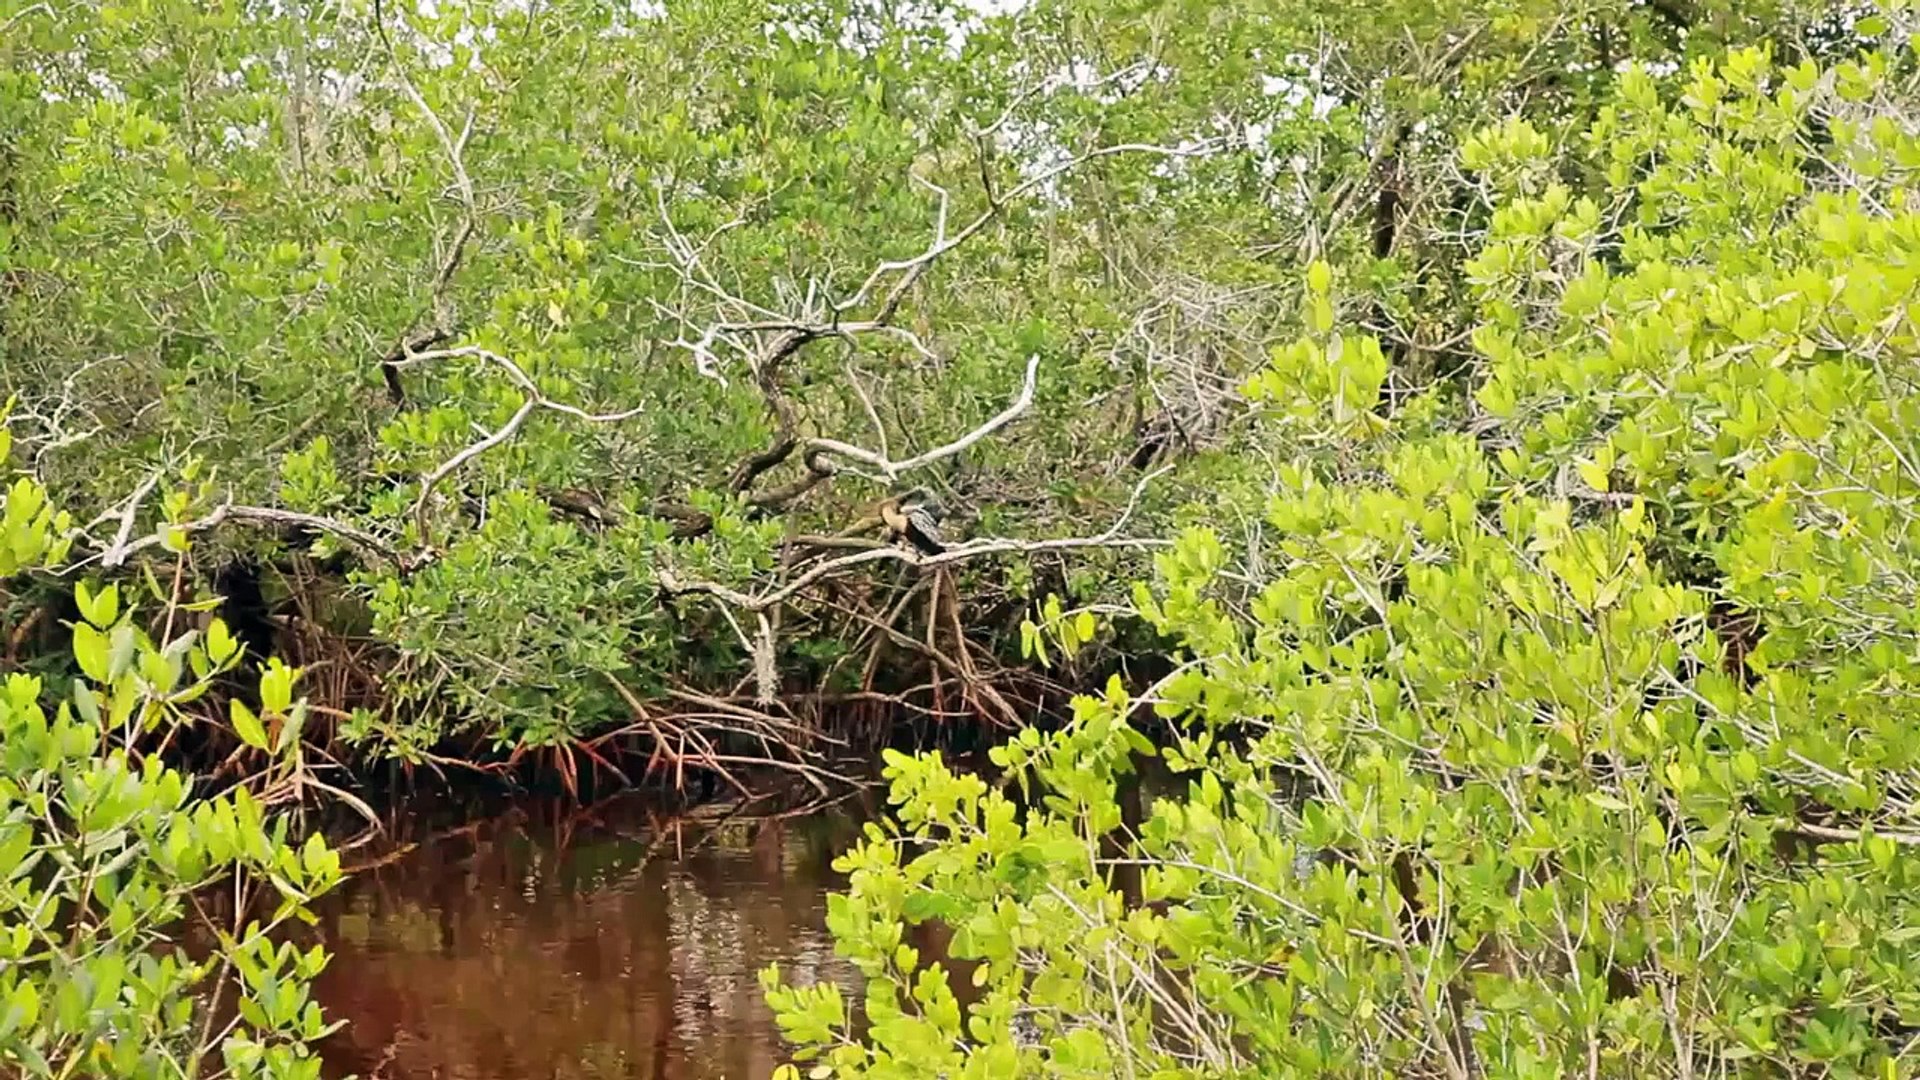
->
<box><xmin>804</xmin><ymin>353</ymin><xmax>1039</xmax><ymax>481</ymax></box>
<box><xmin>845</xmin><ymin>362</ymin><xmax>890</xmax><ymax>463</ymax></box>
<box><xmin>396</xmin><ymin>346</ymin><xmax>645</xmax><ymax>542</ymax></box>
<box><xmin>412</xmin><ymin>397</ymin><xmax>538</xmax><ymax>539</ymax></box>
<box><xmin>98</xmin><ymin>470</ymin><xmax>165</xmax><ymax>568</ymax></box>
<box><xmin>660</xmin><ymin>463</ymin><xmax>1172</xmax><ymax>615</ymax></box>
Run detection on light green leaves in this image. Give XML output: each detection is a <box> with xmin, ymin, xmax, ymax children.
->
<box><xmin>207</xmin><ymin>618</ymin><xmax>240</xmax><ymax>667</ymax></box>
<box><xmin>258</xmin><ymin>660</ymin><xmax>298</xmax><ymax>717</ymax></box>
<box><xmin>0</xmin><ymin>476</ymin><xmax>74</xmax><ymax>577</ymax></box>
<box><xmin>72</xmin><ymin>581</ymin><xmax>118</xmax><ymax>628</ymax></box>
<box><xmin>1</xmin><ymin>420</ymin><xmax>340</xmax><ymax>1079</ymax></box>
<box><xmin>71</xmin><ymin>623</ymin><xmax>110</xmax><ymax>684</ymax></box>
<box><xmin>770</xmin><ymin>38</ymin><xmax>1920</xmax><ymax>1080</ymax></box>
<box><xmin>230</xmin><ymin>699</ymin><xmax>269</xmax><ymax>752</ymax></box>
<box><xmin>1020</xmin><ymin>595</ymin><xmax>1104</xmax><ymax>667</ymax></box>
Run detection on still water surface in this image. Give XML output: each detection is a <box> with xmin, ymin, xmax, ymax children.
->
<box><xmin>311</xmin><ymin>788</ymin><xmax>880</xmax><ymax>1080</ymax></box>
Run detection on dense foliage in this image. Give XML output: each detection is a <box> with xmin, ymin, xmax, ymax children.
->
<box><xmin>765</xmin><ymin>36</ymin><xmax>1920</xmax><ymax>1080</ymax></box>
<box><xmin>8</xmin><ymin>0</ymin><xmax>1920</xmax><ymax>1077</ymax></box>
<box><xmin>0</xmin><ymin>437</ymin><xmax>343</xmax><ymax>1079</ymax></box>
<box><xmin>4</xmin><ymin>0</ymin><xmax>1856</xmax><ymax>760</ymax></box>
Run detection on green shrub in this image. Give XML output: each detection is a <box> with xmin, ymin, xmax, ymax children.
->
<box><xmin>766</xmin><ymin>44</ymin><xmax>1920</xmax><ymax>1079</ymax></box>
<box><xmin>3</xmin><ymin>0</ymin><xmax>1837</xmax><ymax>752</ymax></box>
<box><xmin>2</xmin><ymin>418</ymin><xmax>344</xmax><ymax>1080</ymax></box>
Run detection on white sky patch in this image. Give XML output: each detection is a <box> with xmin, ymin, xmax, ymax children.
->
<box><xmin>222</xmin><ymin>119</ymin><xmax>273</xmax><ymax>149</ymax></box>
<box><xmin>769</xmin><ymin>18</ymin><xmax>822</xmax><ymax>43</ymax></box>
<box><xmin>1618</xmin><ymin>57</ymin><xmax>1680</xmax><ymax>77</ymax></box>
<box><xmin>1260</xmin><ymin>73</ymin><xmax>1339</xmax><ymax>119</ymax></box>
<box><xmin>85</xmin><ymin>71</ymin><xmax>126</xmax><ymax>104</ymax></box>
<box><xmin>319</xmin><ymin>67</ymin><xmax>366</xmax><ymax>110</ymax></box>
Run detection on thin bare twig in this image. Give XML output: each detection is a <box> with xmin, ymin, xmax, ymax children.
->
<box><xmin>372</xmin><ymin>0</ymin><xmax>479</xmax><ymax>402</ymax></box>
<box><xmin>805</xmin><ymin>354</ymin><xmax>1039</xmax><ymax>480</ymax></box>
<box><xmin>832</xmin><ymin>140</ymin><xmax>1226</xmax><ymax>321</ymax></box>
<box><xmin>397</xmin><ymin>345</ymin><xmax>644</xmax><ymax>542</ymax></box>
<box><xmin>659</xmin><ymin>464</ymin><xmax>1172</xmax><ymax>614</ymax></box>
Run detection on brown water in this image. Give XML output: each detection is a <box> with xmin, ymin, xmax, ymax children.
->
<box><xmin>310</xmin><ymin>788</ymin><xmax>880</xmax><ymax>1080</ymax></box>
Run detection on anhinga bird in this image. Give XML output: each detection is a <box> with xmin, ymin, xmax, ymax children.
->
<box><xmin>878</xmin><ymin>487</ymin><xmax>947</xmax><ymax>556</ymax></box>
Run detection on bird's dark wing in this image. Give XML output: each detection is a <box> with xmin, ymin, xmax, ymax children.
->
<box><xmin>904</xmin><ymin>505</ymin><xmax>945</xmax><ymax>554</ymax></box>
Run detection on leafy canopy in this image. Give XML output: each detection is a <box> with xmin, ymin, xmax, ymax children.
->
<box><xmin>767</xmin><ymin>39</ymin><xmax>1920</xmax><ymax>1080</ymax></box>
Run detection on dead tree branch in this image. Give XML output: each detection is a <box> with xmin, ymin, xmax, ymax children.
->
<box><xmin>95</xmin><ymin>503</ymin><xmax>413</xmax><ymax>571</ymax></box>
<box><xmin>99</xmin><ymin>469</ymin><xmax>165</xmax><ymax>564</ymax></box>
<box><xmin>651</xmin><ymin>138</ymin><xmax>1222</xmax><ymax>506</ymax></box>
<box><xmin>658</xmin><ymin>464</ymin><xmax>1172</xmax><ymax>615</ymax></box>
<box><xmin>372</xmin><ymin>0</ymin><xmax>479</xmax><ymax>405</ymax></box>
<box><xmin>395</xmin><ymin>345</ymin><xmax>644</xmax><ymax>543</ymax></box>
<box><xmin>806</xmin><ymin>353</ymin><xmax>1039</xmax><ymax>481</ymax></box>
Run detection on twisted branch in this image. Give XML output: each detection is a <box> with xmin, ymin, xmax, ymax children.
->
<box><xmin>653</xmin><ymin>138</ymin><xmax>1223</xmax><ymax>505</ymax></box>
<box><xmin>394</xmin><ymin>345</ymin><xmax>644</xmax><ymax>543</ymax></box>
<box><xmin>806</xmin><ymin>354</ymin><xmax>1039</xmax><ymax>481</ymax></box>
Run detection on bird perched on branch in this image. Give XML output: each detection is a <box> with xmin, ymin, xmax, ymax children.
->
<box><xmin>877</xmin><ymin>487</ymin><xmax>947</xmax><ymax>556</ymax></box>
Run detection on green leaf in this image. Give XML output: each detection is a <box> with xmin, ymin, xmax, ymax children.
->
<box><xmin>75</xmin><ymin>582</ymin><xmax>120</xmax><ymax>629</ymax></box>
<box><xmin>206</xmin><ymin>618</ymin><xmax>239</xmax><ymax>665</ymax></box>
<box><xmin>72</xmin><ymin>682</ymin><xmax>101</xmax><ymax>725</ymax></box>
<box><xmin>73</xmin><ymin>622</ymin><xmax>110</xmax><ymax>683</ymax></box>
<box><xmin>107</xmin><ymin>624</ymin><xmax>137</xmax><ymax>680</ymax></box>
<box><xmin>230</xmin><ymin>699</ymin><xmax>269</xmax><ymax>751</ymax></box>
<box><xmin>259</xmin><ymin>662</ymin><xmax>296</xmax><ymax>715</ymax></box>
<box><xmin>1575</xmin><ymin>458</ymin><xmax>1610</xmax><ymax>493</ymax></box>
<box><xmin>276</xmin><ymin>701</ymin><xmax>308</xmax><ymax>755</ymax></box>
<box><xmin>1585</xmin><ymin>791</ymin><xmax>1631</xmax><ymax>812</ymax></box>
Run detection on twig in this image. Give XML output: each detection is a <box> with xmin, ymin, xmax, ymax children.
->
<box><xmin>805</xmin><ymin>354</ymin><xmax>1040</xmax><ymax>480</ymax></box>
<box><xmin>398</xmin><ymin>346</ymin><xmax>644</xmax><ymax>542</ymax></box>
<box><xmin>1789</xmin><ymin>821</ymin><xmax>1920</xmax><ymax>847</ymax></box>
<box><xmin>846</xmin><ymin>361</ymin><xmax>891</xmax><ymax>462</ymax></box>
<box><xmin>659</xmin><ymin>464</ymin><xmax>1172</xmax><ymax>613</ymax></box>
<box><xmin>651</xmin><ymin>138</ymin><xmax>1219</xmax><ymax>502</ymax></box>
<box><xmin>98</xmin><ymin>469</ymin><xmax>165</xmax><ymax>566</ymax></box>
<box><xmin>833</xmin><ymin>140</ymin><xmax>1226</xmax><ymax>321</ymax></box>
<box><xmin>91</xmin><ymin>502</ymin><xmax>411</xmax><ymax>571</ymax></box>
<box><xmin>372</xmin><ymin>0</ymin><xmax>479</xmax><ymax>402</ymax></box>
<box><xmin>412</xmin><ymin>397</ymin><xmax>537</xmax><ymax>539</ymax></box>
<box><xmin>0</xmin><ymin>2</ymin><xmax>51</xmax><ymax>35</ymax></box>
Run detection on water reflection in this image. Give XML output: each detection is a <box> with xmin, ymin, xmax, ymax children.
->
<box><xmin>312</xmin><ymin>789</ymin><xmax>877</xmax><ymax>1080</ymax></box>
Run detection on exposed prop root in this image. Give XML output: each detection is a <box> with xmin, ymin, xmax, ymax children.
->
<box><xmin>592</xmin><ymin>677</ymin><xmax>865</xmax><ymax>798</ymax></box>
